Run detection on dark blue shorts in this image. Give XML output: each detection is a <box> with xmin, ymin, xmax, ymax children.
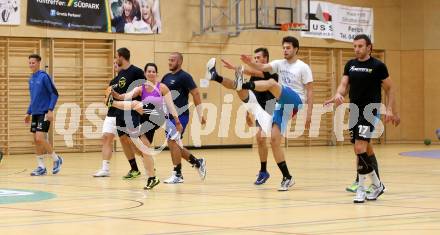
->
<box><xmin>165</xmin><ymin>115</ymin><xmax>189</xmax><ymax>140</ymax></box>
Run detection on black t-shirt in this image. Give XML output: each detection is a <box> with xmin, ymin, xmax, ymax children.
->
<box><xmin>161</xmin><ymin>70</ymin><xmax>197</xmax><ymax>117</ymax></box>
<box><xmin>344</xmin><ymin>57</ymin><xmax>389</xmax><ymax>108</ymax></box>
<box><xmin>107</xmin><ymin>65</ymin><xmax>146</xmax><ymax>117</ymax></box>
<box><xmin>250</xmin><ymin>72</ymin><xmax>278</xmax><ymax>114</ymax></box>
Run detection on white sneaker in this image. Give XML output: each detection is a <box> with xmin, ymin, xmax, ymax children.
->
<box><xmin>353</xmin><ymin>186</ymin><xmax>366</xmax><ymax>203</ymax></box>
<box><xmin>234</xmin><ymin>65</ymin><xmax>244</xmax><ymax>90</ymax></box>
<box><xmin>366</xmin><ymin>183</ymin><xmax>385</xmax><ymax>201</ymax></box>
<box><xmin>278</xmin><ymin>177</ymin><xmax>295</xmax><ymax>191</ymax></box>
<box><xmin>205</xmin><ymin>58</ymin><xmax>217</xmax><ymax>80</ymax></box>
<box><xmin>93</xmin><ymin>169</ymin><xmax>110</xmax><ymax>177</ymax></box>
<box><xmin>163</xmin><ymin>171</ymin><xmax>184</xmax><ymax>184</ymax></box>
<box><xmin>196</xmin><ymin>158</ymin><xmax>206</xmax><ymax>180</ymax></box>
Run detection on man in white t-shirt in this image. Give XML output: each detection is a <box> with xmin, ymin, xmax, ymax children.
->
<box><xmin>239</xmin><ymin>36</ymin><xmax>314</xmax><ymax>191</ymax></box>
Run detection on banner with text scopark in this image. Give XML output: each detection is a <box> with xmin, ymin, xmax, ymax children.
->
<box><xmin>301</xmin><ymin>1</ymin><xmax>373</xmax><ymax>42</ymax></box>
<box><xmin>27</xmin><ymin>0</ymin><xmax>162</xmax><ymax>34</ymax></box>
<box><xmin>27</xmin><ymin>0</ymin><xmax>109</xmax><ymax>32</ymax></box>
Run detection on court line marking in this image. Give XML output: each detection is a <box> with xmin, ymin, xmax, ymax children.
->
<box><xmin>0</xmin><ymin>206</ymin><xmax>309</xmax><ymax>235</ymax></box>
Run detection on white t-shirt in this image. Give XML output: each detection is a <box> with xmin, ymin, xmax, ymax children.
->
<box><xmin>269</xmin><ymin>59</ymin><xmax>313</xmax><ymax>103</ymax></box>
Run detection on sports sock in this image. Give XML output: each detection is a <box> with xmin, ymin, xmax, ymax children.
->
<box><xmin>174</xmin><ymin>163</ymin><xmax>182</xmax><ymax>177</ymax></box>
<box><xmin>188</xmin><ymin>154</ymin><xmax>200</xmax><ymax>168</ymax></box>
<box><xmin>242</xmin><ymin>81</ymin><xmax>255</xmax><ymax>90</ymax></box>
<box><xmin>129</xmin><ymin>158</ymin><xmax>139</xmax><ymax>171</ymax></box>
<box><xmin>51</xmin><ymin>152</ymin><xmax>59</xmax><ymax>161</ymax></box>
<box><xmin>260</xmin><ymin>161</ymin><xmax>267</xmax><ymax>172</ymax></box>
<box><xmin>36</xmin><ymin>155</ymin><xmax>45</xmax><ymax>168</ymax></box>
<box><xmin>102</xmin><ymin>160</ymin><xmax>110</xmax><ymax>171</ymax></box>
<box><xmin>370</xmin><ymin>170</ymin><xmax>381</xmax><ymax>187</ymax></box>
<box><xmin>277</xmin><ymin>161</ymin><xmax>291</xmax><ymax>179</ymax></box>
<box><xmin>214</xmin><ymin>74</ymin><xmax>223</xmax><ymax>83</ymax></box>
<box><xmin>369</xmin><ymin>154</ymin><xmax>380</xmax><ymax>179</ymax></box>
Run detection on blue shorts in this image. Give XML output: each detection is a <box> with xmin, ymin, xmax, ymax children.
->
<box><xmin>272</xmin><ymin>85</ymin><xmax>302</xmax><ymax>134</ymax></box>
<box><xmin>165</xmin><ymin>115</ymin><xmax>189</xmax><ymax>140</ymax></box>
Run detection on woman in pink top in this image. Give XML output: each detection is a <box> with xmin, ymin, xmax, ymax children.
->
<box><xmin>111</xmin><ymin>63</ymin><xmax>182</xmax><ymax>190</ymax></box>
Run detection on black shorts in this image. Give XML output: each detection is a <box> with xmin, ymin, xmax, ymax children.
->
<box><xmin>30</xmin><ymin>114</ymin><xmax>50</xmax><ymax>133</ymax></box>
<box><xmin>349</xmin><ymin>118</ymin><xmax>376</xmax><ymax>144</ymax></box>
<box><xmin>115</xmin><ymin>111</ymin><xmax>141</xmax><ymax>137</ymax></box>
<box><xmin>349</xmin><ymin>107</ymin><xmax>380</xmax><ymax>144</ymax></box>
<box><xmin>140</xmin><ymin>114</ymin><xmax>166</xmax><ymax>143</ymax></box>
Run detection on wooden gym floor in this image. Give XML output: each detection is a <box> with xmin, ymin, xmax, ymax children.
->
<box><xmin>0</xmin><ymin>144</ymin><xmax>439</xmax><ymax>235</ymax></box>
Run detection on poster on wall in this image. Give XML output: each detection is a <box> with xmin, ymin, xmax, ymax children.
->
<box><xmin>332</xmin><ymin>4</ymin><xmax>373</xmax><ymax>42</ymax></box>
<box><xmin>300</xmin><ymin>1</ymin><xmax>335</xmax><ymax>39</ymax></box>
<box><xmin>0</xmin><ymin>0</ymin><xmax>20</xmax><ymax>25</ymax></box>
<box><xmin>109</xmin><ymin>0</ymin><xmax>161</xmax><ymax>34</ymax></box>
<box><xmin>27</xmin><ymin>0</ymin><xmax>109</xmax><ymax>32</ymax></box>
<box><xmin>301</xmin><ymin>1</ymin><xmax>373</xmax><ymax>42</ymax></box>
<box><xmin>26</xmin><ymin>0</ymin><xmax>162</xmax><ymax>34</ymax></box>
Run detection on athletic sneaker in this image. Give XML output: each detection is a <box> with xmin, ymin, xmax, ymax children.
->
<box><xmin>366</xmin><ymin>184</ymin><xmax>374</xmax><ymax>194</ymax></box>
<box><xmin>234</xmin><ymin>65</ymin><xmax>245</xmax><ymax>90</ymax></box>
<box><xmin>278</xmin><ymin>177</ymin><xmax>295</xmax><ymax>191</ymax></box>
<box><xmin>366</xmin><ymin>183</ymin><xmax>385</xmax><ymax>201</ymax></box>
<box><xmin>348</xmin><ymin>182</ymin><xmax>375</xmax><ymax>194</ymax></box>
<box><xmin>353</xmin><ymin>186</ymin><xmax>366</xmax><ymax>203</ymax></box>
<box><xmin>254</xmin><ymin>171</ymin><xmax>270</xmax><ymax>185</ymax></box>
<box><xmin>205</xmin><ymin>58</ymin><xmax>217</xmax><ymax>80</ymax></box>
<box><xmin>30</xmin><ymin>166</ymin><xmax>47</xmax><ymax>176</ymax></box>
<box><xmin>346</xmin><ymin>181</ymin><xmax>359</xmax><ymax>193</ymax></box>
<box><xmin>122</xmin><ymin>169</ymin><xmax>141</xmax><ymax>180</ymax></box>
<box><xmin>93</xmin><ymin>169</ymin><xmax>110</xmax><ymax>177</ymax></box>
<box><xmin>144</xmin><ymin>177</ymin><xmax>160</xmax><ymax>190</ymax></box>
<box><xmin>196</xmin><ymin>158</ymin><xmax>207</xmax><ymax>180</ymax></box>
<box><xmin>164</xmin><ymin>171</ymin><xmax>184</xmax><ymax>184</ymax></box>
<box><xmin>52</xmin><ymin>155</ymin><xmax>63</xmax><ymax>174</ymax></box>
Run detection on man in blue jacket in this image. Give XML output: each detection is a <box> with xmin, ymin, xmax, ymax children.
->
<box><xmin>24</xmin><ymin>54</ymin><xmax>63</xmax><ymax>176</ymax></box>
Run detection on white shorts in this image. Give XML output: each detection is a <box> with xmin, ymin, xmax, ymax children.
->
<box><xmin>102</xmin><ymin>116</ymin><xmax>117</xmax><ymax>135</ymax></box>
<box><xmin>244</xmin><ymin>91</ymin><xmax>273</xmax><ymax>135</ymax></box>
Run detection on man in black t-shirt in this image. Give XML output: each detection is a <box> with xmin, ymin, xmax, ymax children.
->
<box><xmin>325</xmin><ymin>34</ymin><xmax>400</xmax><ymax>203</ymax></box>
<box><xmin>161</xmin><ymin>52</ymin><xmax>207</xmax><ymax>184</ymax></box>
<box><xmin>206</xmin><ymin>48</ymin><xmax>278</xmax><ymax>186</ymax></box>
<box><xmin>93</xmin><ymin>48</ymin><xmax>145</xmax><ymax>179</ymax></box>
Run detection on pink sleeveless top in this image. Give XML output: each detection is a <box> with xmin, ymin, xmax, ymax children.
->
<box><xmin>141</xmin><ymin>82</ymin><xmax>166</xmax><ymax>116</ymax></box>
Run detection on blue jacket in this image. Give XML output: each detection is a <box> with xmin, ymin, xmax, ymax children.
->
<box><xmin>27</xmin><ymin>70</ymin><xmax>59</xmax><ymax>115</ymax></box>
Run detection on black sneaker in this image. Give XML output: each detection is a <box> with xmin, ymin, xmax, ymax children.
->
<box><xmin>144</xmin><ymin>177</ymin><xmax>160</xmax><ymax>190</ymax></box>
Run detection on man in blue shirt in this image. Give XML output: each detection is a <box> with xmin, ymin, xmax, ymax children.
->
<box><xmin>161</xmin><ymin>52</ymin><xmax>207</xmax><ymax>183</ymax></box>
<box><xmin>24</xmin><ymin>54</ymin><xmax>63</xmax><ymax>176</ymax></box>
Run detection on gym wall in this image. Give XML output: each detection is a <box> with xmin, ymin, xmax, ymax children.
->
<box><xmin>0</xmin><ymin>0</ymin><xmax>438</xmax><ymax>154</ymax></box>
